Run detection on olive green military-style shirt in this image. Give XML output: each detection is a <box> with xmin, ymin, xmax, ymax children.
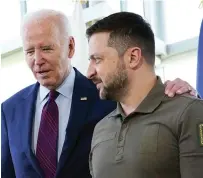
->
<box><xmin>89</xmin><ymin>77</ymin><xmax>203</xmax><ymax>178</ymax></box>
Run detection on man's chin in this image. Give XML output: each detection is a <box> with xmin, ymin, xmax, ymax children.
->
<box><xmin>39</xmin><ymin>79</ymin><xmax>57</xmax><ymax>90</ymax></box>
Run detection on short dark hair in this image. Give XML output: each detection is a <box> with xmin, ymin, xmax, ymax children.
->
<box><xmin>86</xmin><ymin>12</ymin><xmax>155</xmax><ymax>66</ymax></box>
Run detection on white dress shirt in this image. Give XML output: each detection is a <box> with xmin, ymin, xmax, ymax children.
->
<box><xmin>32</xmin><ymin>67</ymin><xmax>75</xmax><ymax>161</ymax></box>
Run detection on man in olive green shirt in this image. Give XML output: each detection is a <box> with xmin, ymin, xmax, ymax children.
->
<box><xmin>86</xmin><ymin>12</ymin><xmax>203</xmax><ymax>178</ymax></box>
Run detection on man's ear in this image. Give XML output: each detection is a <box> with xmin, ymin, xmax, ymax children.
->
<box><xmin>127</xmin><ymin>47</ymin><xmax>143</xmax><ymax>70</ymax></box>
<box><xmin>68</xmin><ymin>36</ymin><xmax>75</xmax><ymax>58</ymax></box>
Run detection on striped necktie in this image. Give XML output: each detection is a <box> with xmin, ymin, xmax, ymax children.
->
<box><xmin>36</xmin><ymin>90</ymin><xmax>59</xmax><ymax>178</ymax></box>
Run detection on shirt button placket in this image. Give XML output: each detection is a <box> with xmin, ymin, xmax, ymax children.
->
<box><xmin>115</xmin><ymin>122</ymin><xmax>128</xmax><ymax>162</ymax></box>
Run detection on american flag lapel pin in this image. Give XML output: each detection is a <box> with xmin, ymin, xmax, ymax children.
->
<box><xmin>80</xmin><ymin>97</ymin><xmax>87</xmax><ymax>101</ymax></box>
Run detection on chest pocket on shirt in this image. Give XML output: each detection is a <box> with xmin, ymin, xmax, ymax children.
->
<box><xmin>91</xmin><ymin>132</ymin><xmax>117</xmax><ymax>150</ymax></box>
<box><xmin>89</xmin><ymin>132</ymin><xmax>116</xmax><ymax>177</ymax></box>
<box><xmin>139</xmin><ymin>124</ymin><xmax>159</xmax><ymax>153</ymax></box>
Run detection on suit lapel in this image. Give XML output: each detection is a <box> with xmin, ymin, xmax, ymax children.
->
<box><xmin>56</xmin><ymin>69</ymin><xmax>93</xmax><ymax>175</ymax></box>
<box><xmin>18</xmin><ymin>83</ymin><xmax>44</xmax><ymax>177</ymax></box>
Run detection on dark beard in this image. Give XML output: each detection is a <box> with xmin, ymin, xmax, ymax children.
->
<box><xmin>100</xmin><ymin>60</ymin><xmax>128</xmax><ymax>101</ymax></box>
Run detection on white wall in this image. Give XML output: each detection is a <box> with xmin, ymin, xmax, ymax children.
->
<box><xmin>126</xmin><ymin>0</ymin><xmax>145</xmax><ymax>16</ymax></box>
<box><xmin>1</xmin><ymin>0</ymin><xmax>22</xmax><ymax>53</ymax></box>
<box><xmin>164</xmin><ymin>0</ymin><xmax>203</xmax><ymax>44</ymax></box>
<box><xmin>155</xmin><ymin>50</ymin><xmax>197</xmax><ymax>88</ymax></box>
<box><xmin>1</xmin><ymin>50</ymin><xmax>36</xmax><ymax>102</ymax></box>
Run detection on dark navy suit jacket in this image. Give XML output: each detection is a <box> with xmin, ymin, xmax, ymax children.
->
<box><xmin>1</xmin><ymin>68</ymin><xmax>116</xmax><ymax>178</ymax></box>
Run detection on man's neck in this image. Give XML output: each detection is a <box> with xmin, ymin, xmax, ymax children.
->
<box><xmin>120</xmin><ymin>74</ymin><xmax>157</xmax><ymax>116</ymax></box>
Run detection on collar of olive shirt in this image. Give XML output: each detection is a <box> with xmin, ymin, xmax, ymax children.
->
<box><xmin>112</xmin><ymin>76</ymin><xmax>166</xmax><ymax>118</ymax></box>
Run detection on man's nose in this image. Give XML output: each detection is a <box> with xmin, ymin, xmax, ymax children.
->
<box><xmin>34</xmin><ymin>50</ymin><xmax>44</xmax><ymax>65</ymax></box>
<box><xmin>87</xmin><ymin>61</ymin><xmax>96</xmax><ymax>79</ymax></box>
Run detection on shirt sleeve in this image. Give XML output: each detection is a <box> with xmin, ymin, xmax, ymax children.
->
<box><xmin>89</xmin><ymin>151</ymin><xmax>94</xmax><ymax>178</ymax></box>
<box><xmin>89</xmin><ymin>124</ymin><xmax>97</xmax><ymax>178</ymax></box>
<box><xmin>179</xmin><ymin>99</ymin><xmax>203</xmax><ymax>178</ymax></box>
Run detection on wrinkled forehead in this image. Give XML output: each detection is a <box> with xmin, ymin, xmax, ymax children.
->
<box><xmin>22</xmin><ymin>19</ymin><xmax>61</xmax><ymax>46</ymax></box>
<box><xmin>23</xmin><ymin>17</ymin><xmax>59</xmax><ymax>36</ymax></box>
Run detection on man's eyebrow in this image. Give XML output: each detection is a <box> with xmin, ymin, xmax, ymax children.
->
<box><xmin>89</xmin><ymin>55</ymin><xmax>96</xmax><ymax>60</ymax></box>
<box><xmin>41</xmin><ymin>44</ymin><xmax>55</xmax><ymax>48</ymax></box>
<box><xmin>89</xmin><ymin>54</ymin><xmax>103</xmax><ymax>60</ymax></box>
<box><xmin>25</xmin><ymin>45</ymin><xmax>55</xmax><ymax>51</ymax></box>
<box><xmin>25</xmin><ymin>47</ymin><xmax>34</xmax><ymax>51</ymax></box>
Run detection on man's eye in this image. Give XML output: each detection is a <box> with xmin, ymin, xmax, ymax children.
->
<box><xmin>42</xmin><ymin>48</ymin><xmax>51</xmax><ymax>51</ymax></box>
<box><xmin>41</xmin><ymin>46</ymin><xmax>53</xmax><ymax>52</ymax></box>
<box><xmin>95</xmin><ymin>58</ymin><xmax>101</xmax><ymax>64</ymax></box>
<box><xmin>27</xmin><ymin>51</ymin><xmax>34</xmax><ymax>55</ymax></box>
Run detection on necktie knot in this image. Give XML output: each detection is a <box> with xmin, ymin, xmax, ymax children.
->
<box><xmin>49</xmin><ymin>90</ymin><xmax>59</xmax><ymax>101</ymax></box>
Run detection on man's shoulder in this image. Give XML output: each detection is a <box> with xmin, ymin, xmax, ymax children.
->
<box><xmin>74</xmin><ymin>69</ymin><xmax>98</xmax><ymax>94</ymax></box>
<box><xmin>177</xmin><ymin>95</ymin><xmax>203</xmax><ymax>118</ymax></box>
<box><xmin>2</xmin><ymin>83</ymin><xmax>38</xmax><ymax>109</ymax></box>
<box><xmin>74</xmin><ymin>68</ymin><xmax>96</xmax><ymax>89</ymax></box>
<box><xmin>163</xmin><ymin>93</ymin><xmax>202</xmax><ymax>110</ymax></box>
<box><xmin>162</xmin><ymin>94</ymin><xmax>203</xmax><ymax>121</ymax></box>
<box><xmin>74</xmin><ymin>70</ymin><xmax>117</xmax><ymax>119</ymax></box>
<box><xmin>89</xmin><ymin>95</ymin><xmax>117</xmax><ymax>123</ymax></box>
<box><xmin>94</xmin><ymin>109</ymin><xmax>118</xmax><ymax>131</ymax></box>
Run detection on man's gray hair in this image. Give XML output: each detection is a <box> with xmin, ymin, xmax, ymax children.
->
<box><xmin>21</xmin><ymin>9</ymin><xmax>72</xmax><ymax>38</ymax></box>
